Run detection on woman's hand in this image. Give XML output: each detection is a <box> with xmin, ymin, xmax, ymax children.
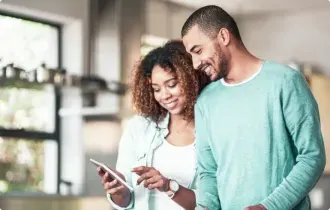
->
<box><xmin>98</xmin><ymin>167</ymin><xmax>130</xmax><ymax>199</ymax></box>
<box><xmin>132</xmin><ymin>166</ymin><xmax>170</xmax><ymax>192</ymax></box>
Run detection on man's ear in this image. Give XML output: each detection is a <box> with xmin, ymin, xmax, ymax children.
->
<box><xmin>217</xmin><ymin>28</ymin><xmax>230</xmax><ymax>46</ymax></box>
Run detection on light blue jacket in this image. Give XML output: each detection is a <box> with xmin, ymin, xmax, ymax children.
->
<box><xmin>107</xmin><ymin>114</ymin><xmax>198</xmax><ymax>210</ymax></box>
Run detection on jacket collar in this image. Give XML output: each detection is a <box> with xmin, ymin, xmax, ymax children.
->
<box><xmin>155</xmin><ymin>112</ymin><xmax>170</xmax><ymax>129</ymax></box>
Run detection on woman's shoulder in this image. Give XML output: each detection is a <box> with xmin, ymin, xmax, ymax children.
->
<box><xmin>123</xmin><ymin>115</ymin><xmax>158</xmax><ymax>148</ymax></box>
<box><xmin>125</xmin><ymin>114</ymin><xmax>155</xmax><ymax>131</ymax></box>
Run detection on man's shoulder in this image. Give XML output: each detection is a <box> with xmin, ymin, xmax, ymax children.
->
<box><xmin>198</xmin><ymin>80</ymin><xmax>221</xmax><ymax>102</ymax></box>
<box><xmin>263</xmin><ymin>60</ymin><xmax>302</xmax><ymax>81</ymax></box>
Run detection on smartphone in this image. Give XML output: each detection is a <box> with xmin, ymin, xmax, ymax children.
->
<box><xmin>90</xmin><ymin>158</ymin><xmax>133</xmax><ymax>192</ymax></box>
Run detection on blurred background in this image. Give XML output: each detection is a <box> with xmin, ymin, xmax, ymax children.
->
<box><xmin>0</xmin><ymin>0</ymin><xmax>329</xmax><ymax>209</ymax></box>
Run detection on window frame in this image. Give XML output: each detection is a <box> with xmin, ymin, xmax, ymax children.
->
<box><xmin>0</xmin><ymin>10</ymin><xmax>62</xmax><ymax>194</ymax></box>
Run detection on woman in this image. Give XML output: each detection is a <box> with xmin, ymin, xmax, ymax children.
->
<box><xmin>98</xmin><ymin>40</ymin><xmax>209</xmax><ymax>210</ymax></box>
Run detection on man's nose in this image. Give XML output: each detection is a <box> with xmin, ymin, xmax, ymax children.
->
<box><xmin>192</xmin><ymin>55</ymin><xmax>201</xmax><ymax>70</ymax></box>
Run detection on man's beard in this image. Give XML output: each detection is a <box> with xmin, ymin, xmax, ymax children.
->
<box><xmin>215</xmin><ymin>43</ymin><xmax>228</xmax><ymax>80</ymax></box>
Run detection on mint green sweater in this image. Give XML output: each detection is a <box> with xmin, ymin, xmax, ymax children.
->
<box><xmin>194</xmin><ymin>61</ymin><xmax>326</xmax><ymax>210</ymax></box>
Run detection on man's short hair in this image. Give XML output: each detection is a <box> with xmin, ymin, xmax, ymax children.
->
<box><xmin>181</xmin><ymin>5</ymin><xmax>242</xmax><ymax>41</ymax></box>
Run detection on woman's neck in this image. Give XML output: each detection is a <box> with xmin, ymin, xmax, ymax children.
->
<box><xmin>170</xmin><ymin>113</ymin><xmax>185</xmax><ymax>122</ymax></box>
<box><xmin>169</xmin><ymin>114</ymin><xmax>194</xmax><ymax>133</ymax></box>
<box><xmin>166</xmin><ymin>114</ymin><xmax>195</xmax><ymax>146</ymax></box>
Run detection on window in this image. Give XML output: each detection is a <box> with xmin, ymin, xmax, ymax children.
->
<box><xmin>0</xmin><ymin>12</ymin><xmax>61</xmax><ymax>194</ymax></box>
<box><xmin>0</xmin><ymin>86</ymin><xmax>55</xmax><ymax>133</ymax></box>
<box><xmin>141</xmin><ymin>34</ymin><xmax>168</xmax><ymax>57</ymax></box>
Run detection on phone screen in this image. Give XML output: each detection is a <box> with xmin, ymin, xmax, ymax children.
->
<box><xmin>90</xmin><ymin>158</ymin><xmax>133</xmax><ymax>191</ymax></box>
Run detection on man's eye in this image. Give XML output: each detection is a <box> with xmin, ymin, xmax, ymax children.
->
<box><xmin>196</xmin><ymin>49</ymin><xmax>202</xmax><ymax>54</ymax></box>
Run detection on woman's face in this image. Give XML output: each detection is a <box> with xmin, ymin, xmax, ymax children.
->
<box><xmin>151</xmin><ymin>65</ymin><xmax>186</xmax><ymax>116</ymax></box>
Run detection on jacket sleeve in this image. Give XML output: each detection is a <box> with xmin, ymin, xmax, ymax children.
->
<box><xmin>107</xmin><ymin>117</ymin><xmax>140</xmax><ymax>209</ymax></box>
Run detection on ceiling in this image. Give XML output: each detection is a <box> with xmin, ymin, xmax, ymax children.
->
<box><xmin>168</xmin><ymin>0</ymin><xmax>330</xmax><ymax>15</ymax></box>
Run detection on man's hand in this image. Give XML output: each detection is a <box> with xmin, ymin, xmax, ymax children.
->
<box><xmin>132</xmin><ymin>166</ymin><xmax>169</xmax><ymax>192</ymax></box>
<box><xmin>244</xmin><ymin>204</ymin><xmax>266</xmax><ymax>210</ymax></box>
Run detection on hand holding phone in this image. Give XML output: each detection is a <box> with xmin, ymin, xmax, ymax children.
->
<box><xmin>90</xmin><ymin>159</ymin><xmax>133</xmax><ymax>192</ymax></box>
<box><xmin>91</xmin><ymin>159</ymin><xmax>132</xmax><ymax>207</ymax></box>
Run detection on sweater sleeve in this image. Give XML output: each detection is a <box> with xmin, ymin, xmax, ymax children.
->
<box><xmin>194</xmin><ymin>102</ymin><xmax>221</xmax><ymax>210</ymax></box>
<box><xmin>261</xmin><ymin>70</ymin><xmax>326</xmax><ymax>210</ymax></box>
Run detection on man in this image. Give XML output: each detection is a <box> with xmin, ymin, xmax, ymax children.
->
<box><xmin>181</xmin><ymin>5</ymin><xmax>326</xmax><ymax>210</ymax></box>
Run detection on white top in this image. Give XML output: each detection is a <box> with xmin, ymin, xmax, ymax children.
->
<box><xmin>220</xmin><ymin>61</ymin><xmax>264</xmax><ymax>87</ymax></box>
<box><xmin>107</xmin><ymin>114</ymin><xmax>198</xmax><ymax>210</ymax></box>
<box><xmin>149</xmin><ymin>140</ymin><xmax>196</xmax><ymax>210</ymax></box>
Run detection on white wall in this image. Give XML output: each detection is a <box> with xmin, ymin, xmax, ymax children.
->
<box><xmin>0</xmin><ymin>0</ymin><xmax>88</xmax><ymax>19</ymax></box>
<box><xmin>146</xmin><ymin>0</ymin><xmax>194</xmax><ymax>39</ymax></box>
<box><xmin>238</xmin><ymin>9</ymin><xmax>330</xmax><ymax>75</ymax></box>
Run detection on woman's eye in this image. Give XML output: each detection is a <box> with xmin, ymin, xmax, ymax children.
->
<box><xmin>168</xmin><ymin>83</ymin><xmax>177</xmax><ymax>88</ymax></box>
<box><xmin>153</xmin><ymin>89</ymin><xmax>160</xmax><ymax>92</ymax></box>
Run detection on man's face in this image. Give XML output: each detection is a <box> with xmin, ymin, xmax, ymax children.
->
<box><xmin>183</xmin><ymin>25</ymin><xmax>228</xmax><ymax>81</ymax></box>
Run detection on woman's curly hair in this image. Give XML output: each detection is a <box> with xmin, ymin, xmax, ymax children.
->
<box><xmin>132</xmin><ymin>40</ymin><xmax>209</xmax><ymax>123</ymax></box>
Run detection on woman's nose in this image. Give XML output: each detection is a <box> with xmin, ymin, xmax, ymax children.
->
<box><xmin>161</xmin><ymin>89</ymin><xmax>171</xmax><ymax>100</ymax></box>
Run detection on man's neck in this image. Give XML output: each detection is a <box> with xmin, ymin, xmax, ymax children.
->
<box><xmin>224</xmin><ymin>49</ymin><xmax>263</xmax><ymax>85</ymax></box>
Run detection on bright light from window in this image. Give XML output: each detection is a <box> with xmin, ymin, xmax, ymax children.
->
<box><xmin>0</xmin><ymin>14</ymin><xmax>59</xmax><ymax>194</ymax></box>
<box><xmin>141</xmin><ymin>34</ymin><xmax>168</xmax><ymax>57</ymax></box>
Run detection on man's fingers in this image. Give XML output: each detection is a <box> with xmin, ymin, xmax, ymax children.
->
<box><xmin>243</xmin><ymin>205</ymin><xmax>265</xmax><ymax>210</ymax></box>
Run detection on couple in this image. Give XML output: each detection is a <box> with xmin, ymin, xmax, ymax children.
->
<box><xmin>98</xmin><ymin>5</ymin><xmax>326</xmax><ymax>210</ymax></box>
